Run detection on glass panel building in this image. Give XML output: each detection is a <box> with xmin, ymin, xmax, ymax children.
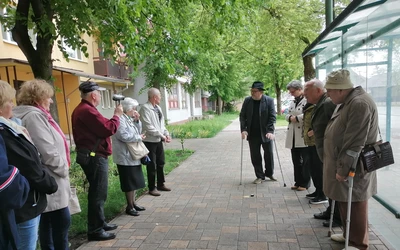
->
<box><xmin>303</xmin><ymin>0</ymin><xmax>400</xmax><ymax>219</ymax></box>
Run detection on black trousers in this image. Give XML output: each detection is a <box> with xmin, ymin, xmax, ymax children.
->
<box><xmin>291</xmin><ymin>147</ymin><xmax>310</xmax><ymax>188</ymax></box>
<box><xmin>144</xmin><ymin>141</ymin><xmax>166</xmax><ymax>191</ymax></box>
<box><xmin>248</xmin><ymin>137</ymin><xmax>274</xmax><ymax>179</ymax></box>
<box><xmin>306</xmin><ymin>146</ymin><xmax>324</xmax><ymax>197</ymax></box>
<box><xmin>326</xmin><ymin>198</ymin><xmax>342</xmax><ymax>222</ymax></box>
<box><xmin>80</xmin><ymin>156</ymin><xmax>109</xmax><ymax>234</ymax></box>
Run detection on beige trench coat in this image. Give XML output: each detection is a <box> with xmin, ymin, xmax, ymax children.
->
<box><xmin>323</xmin><ymin>87</ymin><xmax>378</xmax><ymax>202</ymax></box>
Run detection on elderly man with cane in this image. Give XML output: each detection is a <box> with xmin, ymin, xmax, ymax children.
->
<box><xmin>303</xmin><ymin>79</ymin><xmax>342</xmax><ymax>228</ymax></box>
<box><xmin>240</xmin><ymin>81</ymin><xmax>276</xmax><ymax>184</ymax></box>
<box><xmin>323</xmin><ymin>69</ymin><xmax>378</xmax><ymax>250</ymax></box>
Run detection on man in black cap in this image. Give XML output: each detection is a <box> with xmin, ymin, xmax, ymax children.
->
<box><xmin>240</xmin><ymin>81</ymin><xmax>277</xmax><ymax>184</ymax></box>
<box><xmin>71</xmin><ymin>81</ymin><xmax>123</xmax><ymax>241</ymax></box>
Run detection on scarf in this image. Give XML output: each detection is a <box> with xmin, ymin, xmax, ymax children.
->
<box><xmin>35</xmin><ymin>105</ymin><xmax>71</xmax><ymax>167</ymax></box>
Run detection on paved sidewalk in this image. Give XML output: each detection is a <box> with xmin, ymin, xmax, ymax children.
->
<box><xmin>78</xmin><ymin>119</ymin><xmax>398</xmax><ymax>250</ymax></box>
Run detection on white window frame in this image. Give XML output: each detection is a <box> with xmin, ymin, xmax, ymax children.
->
<box><xmin>62</xmin><ymin>39</ymin><xmax>82</xmax><ymax>60</ymax></box>
<box><xmin>2</xmin><ymin>8</ymin><xmax>37</xmax><ymax>47</ymax></box>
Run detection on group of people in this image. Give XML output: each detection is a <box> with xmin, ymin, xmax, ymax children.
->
<box><xmin>0</xmin><ymin>79</ymin><xmax>69</xmax><ymax>250</ymax></box>
<box><xmin>72</xmin><ymin>83</ymin><xmax>172</xmax><ymax>241</ymax></box>
<box><xmin>240</xmin><ymin>69</ymin><xmax>378</xmax><ymax>250</ymax></box>
<box><xmin>0</xmin><ymin>78</ymin><xmax>173</xmax><ymax>248</ymax></box>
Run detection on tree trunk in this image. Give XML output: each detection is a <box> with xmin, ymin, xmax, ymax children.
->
<box><xmin>303</xmin><ymin>55</ymin><xmax>315</xmax><ymax>81</ymax></box>
<box><xmin>12</xmin><ymin>0</ymin><xmax>60</xmax><ymax>122</ymax></box>
<box><xmin>217</xmin><ymin>95</ymin><xmax>223</xmax><ymax>115</ymax></box>
<box><xmin>275</xmin><ymin>83</ymin><xmax>282</xmax><ymax>115</ymax></box>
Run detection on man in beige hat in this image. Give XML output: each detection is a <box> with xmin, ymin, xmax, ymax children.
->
<box><xmin>323</xmin><ymin>69</ymin><xmax>378</xmax><ymax>250</ymax></box>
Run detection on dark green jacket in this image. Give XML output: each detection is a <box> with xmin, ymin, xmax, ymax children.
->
<box><xmin>311</xmin><ymin>93</ymin><xmax>336</xmax><ymax>161</ymax></box>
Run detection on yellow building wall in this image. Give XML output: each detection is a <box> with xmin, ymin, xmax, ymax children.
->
<box><xmin>53</xmin><ymin>73</ymin><xmax>81</xmax><ymax>135</ymax></box>
<box><xmin>1</xmin><ymin>32</ymin><xmax>101</xmax><ymax>134</ymax></box>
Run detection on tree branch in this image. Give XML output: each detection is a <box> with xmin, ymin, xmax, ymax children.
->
<box><xmin>235</xmin><ymin>44</ymin><xmax>264</xmax><ymax>61</ymax></box>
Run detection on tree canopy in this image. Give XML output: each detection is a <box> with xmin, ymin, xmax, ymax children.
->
<box><xmin>0</xmin><ymin>0</ymin><xmax>351</xmax><ymax>116</ymax></box>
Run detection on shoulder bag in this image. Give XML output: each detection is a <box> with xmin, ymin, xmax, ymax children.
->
<box><xmin>69</xmin><ymin>186</ymin><xmax>81</xmax><ymax>215</ymax></box>
<box><xmin>126</xmin><ymin>141</ymin><xmax>149</xmax><ymax>160</ymax></box>
<box><xmin>360</xmin><ymin>128</ymin><xmax>394</xmax><ymax>172</ymax></box>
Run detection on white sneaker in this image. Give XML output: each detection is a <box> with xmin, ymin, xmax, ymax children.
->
<box><xmin>342</xmin><ymin>247</ymin><xmax>358</xmax><ymax>250</ymax></box>
<box><xmin>253</xmin><ymin>178</ymin><xmax>263</xmax><ymax>184</ymax></box>
<box><xmin>331</xmin><ymin>233</ymin><xmax>346</xmax><ymax>243</ymax></box>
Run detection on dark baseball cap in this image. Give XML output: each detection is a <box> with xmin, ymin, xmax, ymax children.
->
<box><xmin>79</xmin><ymin>81</ymin><xmax>106</xmax><ymax>93</ymax></box>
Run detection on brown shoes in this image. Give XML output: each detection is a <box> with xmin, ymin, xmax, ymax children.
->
<box><xmin>157</xmin><ymin>185</ymin><xmax>171</xmax><ymax>191</ymax></box>
<box><xmin>290</xmin><ymin>186</ymin><xmax>307</xmax><ymax>191</ymax></box>
<box><xmin>149</xmin><ymin>185</ymin><xmax>171</xmax><ymax>196</ymax></box>
<box><xmin>148</xmin><ymin>189</ymin><xmax>161</xmax><ymax>196</ymax></box>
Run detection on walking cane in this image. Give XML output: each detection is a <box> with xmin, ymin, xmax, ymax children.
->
<box><xmin>345</xmin><ymin>170</ymin><xmax>356</xmax><ymax>250</ymax></box>
<box><xmin>328</xmin><ymin>200</ymin><xmax>335</xmax><ymax>237</ymax></box>
<box><xmin>273</xmin><ymin>139</ymin><xmax>287</xmax><ymax>187</ymax></box>
<box><xmin>240</xmin><ymin>136</ymin><xmax>245</xmax><ymax>185</ymax></box>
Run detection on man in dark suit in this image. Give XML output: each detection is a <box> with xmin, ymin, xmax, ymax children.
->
<box><xmin>240</xmin><ymin>81</ymin><xmax>277</xmax><ymax>184</ymax></box>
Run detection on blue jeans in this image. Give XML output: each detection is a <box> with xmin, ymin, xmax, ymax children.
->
<box><xmin>16</xmin><ymin>215</ymin><xmax>41</xmax><ymax>250</ymax></box>
<box><xmin>80</xmin><ymin>156</ymin><xmax>109</xmax><ymax>234</ymax></box>
<box><xmin>39</xmin><ymin>207</ymin><xmax>71</xmax><ymax>250</ymax></box>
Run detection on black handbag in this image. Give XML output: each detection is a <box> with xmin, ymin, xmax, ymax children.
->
<box><xmin>360</xmin><ymin>128</ymin><xmax>394</xmax><ymax>172</ymax></box>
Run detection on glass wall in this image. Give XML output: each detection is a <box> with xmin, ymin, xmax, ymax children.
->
<box><xmin>315</xmin><ymin>0</ymin><xmax>400</xmax><ymax>211</ymax></box>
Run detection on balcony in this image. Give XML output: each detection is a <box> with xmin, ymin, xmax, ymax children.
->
<box><xmin>93</xmin><ymin>57</ymin><xmax>132</xmax><ymax>80</ymax></box>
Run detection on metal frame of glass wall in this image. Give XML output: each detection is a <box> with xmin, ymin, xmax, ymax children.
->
<box><xmin>303</xmin><ymin>0</ymin><xmax>400</xmax><ymax>217</ymax></box>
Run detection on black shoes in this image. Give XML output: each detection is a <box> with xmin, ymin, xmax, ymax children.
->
<box><xmin>133</xmin><ymin>204</ymin><xmax>146</xmax><ymax>211</ymax></box>
<box><xmin>323</xmin><ymin>219</ymin><xmax>342</xmax><ymax>227</ymax></box>
<box><xmin>125</xmin><ymin>207</ymin><xmax>139</xmax><ymax>216</ymax></box>
<box><xmin>313</xmin><ymin>211</ymin><xmax>330</xmax><ymax>220</ymax></box>
<box><xmin>309</xmin><ymin>196</ymin><xmax>328</xmax><ymax>205</ymax></box>
<box><xmin>103</xmin><ymin>223</ymin><xmax>118</xmax><ymax>231</ymax></box>
<box><xmin>87</xmin><ymin>231</ymin><xmax>116</xmax><ymax>241</ymax></box>
<box><xmin>306</xmin><ymin>191</ymin><xmax>318</xmax><ymax>199</ymax></box>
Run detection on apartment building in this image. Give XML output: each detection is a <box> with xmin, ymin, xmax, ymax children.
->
<box><xmin>1</xmin><ymin>12</ymin><xmax>206</xmax><ymax>140</ymax></box>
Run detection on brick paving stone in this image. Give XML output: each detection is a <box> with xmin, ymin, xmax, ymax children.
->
<box><xmin>75</xmin><ymin>120</ymin><xmax>397</xmax><ymax>250</ymax></box>
<box><xmin>168</xmin><ymin>240</ymin><xmax>189</xmax><ymax>248</ymax></box>
<box><xmin>187</xmin><ymin>240</ymin><xmax>209</xmax><ymax>249</ymax></box>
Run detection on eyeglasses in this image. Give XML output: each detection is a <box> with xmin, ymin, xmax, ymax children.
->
<box><xmin>251</xmin><ymin>90</ymin><xmax>260</xmax><ymax>93</ymax></box>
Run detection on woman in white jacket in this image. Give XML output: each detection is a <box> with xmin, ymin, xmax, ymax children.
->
<box><xmin>112</xmin><ymin>98</ymin><xmax>146</xmax><ymax>216</ymax></box>
<box><xmin>285</xmin><ymin>80</ymin><xmax>310</xmax><ymax>191</ymax></box>
<box><xmin>14</xmin><ymin>79</ymin><xmax>71</xmax><ymax>250</ymax></box>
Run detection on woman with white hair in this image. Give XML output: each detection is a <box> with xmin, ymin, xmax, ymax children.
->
<box><xmin>112</xmin><ymin>97</ymin><xmax>146</xmax><ymax>216</ymax></box>
<box><xmin>285</xmin><ymin>80</ymin><xmax>310</xmax><ymax>191</ymax></box>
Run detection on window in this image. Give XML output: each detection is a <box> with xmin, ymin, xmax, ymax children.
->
<box><xmin>62</xmin><ymin>39</ymin><xmax>82</xmax><ymax>60</ymax></box>
<box><xmin>1</xmin><ymin>8</ymin><xmax>16</xmax><ymax>43</ymax></box>
<box><xmin>168</xmin><ymin>84</ymin><xmax>179</xmax><ymax>109</ymax></box>
<box><xmin>181</xmin><ymin>87</ymin><xmax>187</xmax><ymax>109</ymax></box>
<box><xmin>101</xmin><ymin>89</ymin><xmax>111</xmax><ymax>109</ymax></box>
<box><xmin>1</xmin><ymin>8</ymin><xmax>37</xmax><ymax>46</ymax></box>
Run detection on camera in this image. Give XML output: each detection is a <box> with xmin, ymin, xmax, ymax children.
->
<box><xmin>112</xmin><ymin>94</ymin><xmax>125</xmax><ymax>104</ymax></box>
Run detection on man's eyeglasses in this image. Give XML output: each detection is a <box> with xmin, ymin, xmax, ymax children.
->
<box><xmin>251</xmin><ymin>90</ymin><xmax>260</xmax><ymax>93</ymax></box>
